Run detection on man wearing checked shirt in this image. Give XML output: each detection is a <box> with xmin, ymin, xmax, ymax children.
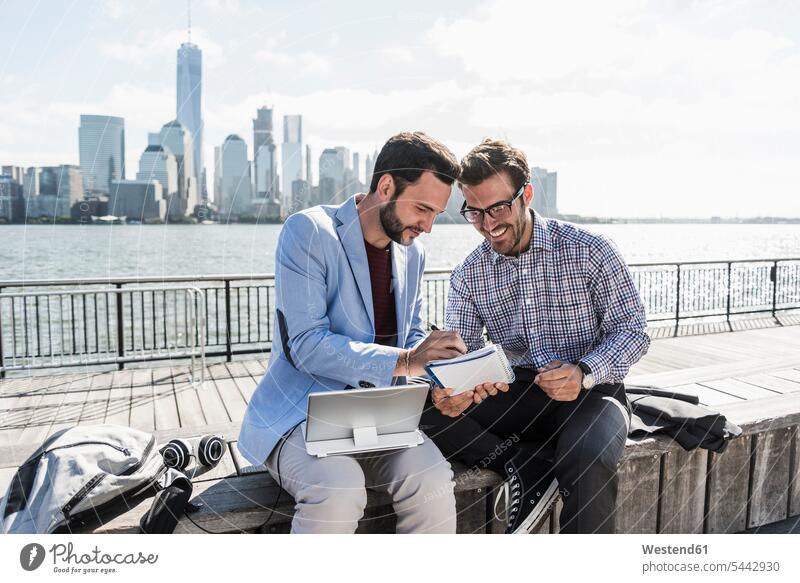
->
<box><xmin>420</xmin><ymin>139</ymin><xmax>651</xmax><ymax>534</ymax></box>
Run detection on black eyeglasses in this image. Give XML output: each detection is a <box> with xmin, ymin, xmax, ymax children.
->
<box><xmin>459</xmin><ymin>183</ymin><xmax>527</xmax><ymax>224</ymax></box>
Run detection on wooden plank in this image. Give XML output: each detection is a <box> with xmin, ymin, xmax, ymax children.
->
<box><xmin>454</xmin><ymin>489</ymin><xmax>490</xmax><ymax>534</ymax></box>
<box><xmin>193</xmin><ymin>365</ymin><xmax>231</xmax><ymax>425</ymax></box>
<box><xmin>699</xmin><ymin>378</ymin><xmax>781</xmax><ymax>401</ymax></box>
<box><xmin>77</xmin><ymin>370</ymin><xmax>115</xmax><ymax>425</ymax></box>
<box><xmin>717</xmin><ymin>392</ymin><xmax>800</xmax><ymax>435</ymax></box>
<box><xmin>15</xmin><ymin>373</ymin><xmax>82</xmax><ymax>446</ymax></box>
<box><xmin>704</xmin><ymin>437</ymin><xmax>751</xmax><ymax>533</ymax></box>
<box><xmin>788</xmin><ymin>427</ymin><xmax>799</xmax><ymax>518</ymax></box>
<box><xmin>103</xmin><ymin>370</ymin><xmax>133</xmax><ymax>427</ymax></box>
<box><xmin>207</xmin><ymin>363</ymin><xmax>248</xmax><ymax>424</ymax></box>
<box><xmin>615</xmin><ymin>453</ymin><xmax>661</xmax><ymax>533</ymax></box>
<box><xmin>772</xmin><ymin>369</ymin><xmax>800</xmax><ymax>384</ymax></box>
<box><xmin>241</xmin><ymin>359</ymin><xmax>266</xmax><ymax>378</ymax></box>
<box><xmin>658</xmin><ymin>448</ymin><xmax>708</xmax><ymax>533</ymax></box>
<box><xmin>129</xmin><ymin>368</ymin><xmax>155</xmax><ymax>433</ymax></box>
<box><xmin>171</xmin><ymin>366</ymin><xmax>207</xmax><ymax>430</ymax></box>
<box><xmin>748</xmin><ymin>428</ymin><xmax>792</xmax><ymax>528</ymax></box>
<box><xmin>232</xmin><ymin>374</ymin><xmax>257</xmax><ymax>403</ymax></box>
<box><xmin>735</xmin><ymin>373</ymin><xmax>800</xmax><ymax>394</ymax></box>
<box><xmin>229</xmin><ymin>440</ymin><xmax>267</xmax><ymax>475</ymax></box>
<box><xmin>0</xmin><ymin>374</ymin><xmax>43</xmax><ymax>447</ymax></box>
<box><xmin>151</xmin><ymin>366</ymin><xmax>180</xmax><ymax>431</ymax></box>
<box><xmin>628</xmin><ymin>354</ymin><xmax>800</xmax><ymax>389</ymax></box>
<box><xmin>224</xmin><ymin>361</ymin><xmax>251</xmax><ymax>379</ymax></box>
<box><xmin>48</xmin><ymin>372</ymin><xmax>94</xmax><ymax>437</ymax></box>
<box><xmin>644</xmin><ymin>383</ymin><xmax>744</xmax><ymax>407</ymax></box>
<box><xmin>550</xmin><ymin>495</ymin><xmax>564</xmax><ymax>534</ymax></box>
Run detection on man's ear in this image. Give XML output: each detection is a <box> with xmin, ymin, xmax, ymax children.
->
<box><xmin>376</xmin><ymin>174</ymin><xmax>395</xmax><ymax>201</ymax></box>
<box><xmin>524</xmin><ymin>183</ymin><xmax>534</xmax><ymax>206</ymax></box>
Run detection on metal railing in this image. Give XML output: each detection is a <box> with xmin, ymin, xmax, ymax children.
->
<box><xmin>0</xmin><ymin>285</ymin><xmax>206</xmax><ymax>384</ymax></box>
<box><xmin>1</xmin><ymin>258</ymin><xmax>798</xmax><ymax>376</ymax></box>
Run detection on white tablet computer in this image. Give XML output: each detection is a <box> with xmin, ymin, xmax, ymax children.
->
<box><xmin>304</xmin><ymin>383</ymin><xmax>430</xmax><ymax>457</ymax></box>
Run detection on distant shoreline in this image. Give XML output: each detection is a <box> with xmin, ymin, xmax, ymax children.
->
<box><xmin>2</xmin><ymin>216</ymin><xmax>799</xmax><ymax>226</ymax></box>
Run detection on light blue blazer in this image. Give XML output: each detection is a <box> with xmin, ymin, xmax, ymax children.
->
<box><xmin>237</xmin><ymin>195</ymin><xmax>428</xmax><ymax>465</ymax></box>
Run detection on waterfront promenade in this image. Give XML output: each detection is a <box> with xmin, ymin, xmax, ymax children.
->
<box><xmin>1</xmin><ymin>316</ymin><xmax>799</xmax><ymax>533</ymax></box>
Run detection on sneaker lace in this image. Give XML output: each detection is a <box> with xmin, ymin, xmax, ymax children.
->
<box><xmin>493</xmin><ymin>481</ymin><xmax>509</xmax><ymax>523</ymax></box>
<box><xmin>493</xmin><ymin>476</ymin><xmax>521</xmax><ymax>524</ymax></box>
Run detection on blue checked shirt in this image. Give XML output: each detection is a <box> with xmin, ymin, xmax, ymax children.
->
<box><xmin>446</xmin><ymin>210</ymin><xmax>650</xmax><ymax>385</ymax></box>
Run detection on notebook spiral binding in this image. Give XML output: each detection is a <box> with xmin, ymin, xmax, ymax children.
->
<box><xmin>494</xmin><ymin>344</ymin><xmax>516</xmax><ymax>383</ymax></box>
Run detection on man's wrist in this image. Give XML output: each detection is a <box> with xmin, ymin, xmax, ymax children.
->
<box><xmin>577</xmin><ymin>361</ymin><xmax>596</xmax><ymax>389</ymax></box>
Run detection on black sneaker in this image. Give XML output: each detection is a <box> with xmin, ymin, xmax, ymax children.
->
<box><xmin>493</xmin><ymin>450</ymin><xmax>559</xmax><ymax>534</ymax></box>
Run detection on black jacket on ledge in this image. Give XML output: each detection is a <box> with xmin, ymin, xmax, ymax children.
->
<box><xmin>624</xmin><ymin>387</ymin><xmax>743</xmax><ymax>453</ymax></box>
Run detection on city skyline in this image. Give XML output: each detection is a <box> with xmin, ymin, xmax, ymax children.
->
<box><xmin>1</xmin><ymin>1</ymin><xmax>800</xmax><ymax>218</ymax></box>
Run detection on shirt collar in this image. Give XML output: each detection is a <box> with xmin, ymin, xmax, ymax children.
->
<box><xmin>488</xmin><ymin>209</ymin><xmax>553</xmax><ymax>264</ymax></box>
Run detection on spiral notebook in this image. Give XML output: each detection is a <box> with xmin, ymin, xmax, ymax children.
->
<box><xmin>424</xmin><ymin>344</ymin><xmax>515</xmax><ymax>395</ymax></box>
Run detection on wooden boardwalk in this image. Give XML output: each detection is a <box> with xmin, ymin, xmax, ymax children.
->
<box><xmin>1</xmin><ymin>323</ymin><xmax>800</xmax><ymax>533</ymax></box>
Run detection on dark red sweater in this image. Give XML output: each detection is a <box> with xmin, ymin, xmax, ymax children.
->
<box><xmin>364</xmin><ymin>240</ymin><xmax>398</xmax><ymax>346</ymax></box>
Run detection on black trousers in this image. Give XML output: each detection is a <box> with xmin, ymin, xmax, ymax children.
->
<box><xmin>420</xmin><ymin>369</ymin><xmax>631</xmax><ymax>534</ymax></box>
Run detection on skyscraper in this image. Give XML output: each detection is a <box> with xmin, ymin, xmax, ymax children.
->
<box><xmin>136</xmin><ymin>145</ymin><xmax>179</xmax><ymax>202</ymax></box>
<box><xmin>219</xmin><ymin>134</ymin><xmax>252</xmax><ymax>217</ymax></box>
<box><xmin>319</xmin><ymin>147</ymin><xmax>349</xmax><ymax>204</ymax></box>
<box><xmin>531</xmin><ymin>166</ymin><xmax>558</xmax><ymax>217</ymax></box>
<box><xmin>34</xmin><ymin>165</ymin><xmax>83</xmax><ymax>219</ymax></box>
<box><xmin>157</xmin><ymin>120</ymin><xmax>198</xmax><ymax>217</ymax></box>
<box><xmin>78</xmin><ymin>114</ymin><xmax>125</xmax><ymax>196</ymax></box>
<box><xmin>176</xmin><ymin>41</ymin><xmax>203</xmax><ymax>195</ymax></box>
<box><xmin>281</xmin><ymin>114</ymin><xmax>303</xmax><ymax>211</ymax></box>
<box><xmin>253</xmin><ymin>107</ymin><xmax>277</xmax><ymax>199</ymax></box>
<box><xmin>352</xmin><ymin>152</ymin><xmax>360</xmax><ymax>185</ymax></box>
<box><xmin>305</xmin><ymin>144</ymin><xmax>313</xmax><ymax>188</ymax></box>
<box><xmin>365</xmin><ymin>149</ymin><xmax>377</xmax><ymax>191</ymax></box>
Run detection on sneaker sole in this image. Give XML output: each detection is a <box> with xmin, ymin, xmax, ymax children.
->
<box><xmin>511</xmin><ymin>479</ymin><xmax>560</xmax><ymax>534</ymax></box>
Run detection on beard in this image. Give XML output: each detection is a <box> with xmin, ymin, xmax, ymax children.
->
<box><xmin>379</xmin><ymin>199</ymin><xmax>412</xmax><ymax>245</ymax></box>
<box><xmin>485</xmin><ymin>208</ymin><xmax>527</xmax><ymax>255</ymax></box>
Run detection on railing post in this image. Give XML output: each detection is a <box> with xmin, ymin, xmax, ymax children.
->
<box><xmin>225</xmin><ymin>279</ymin><xmax>232</xmax><ymax>362</ymax></box>
<box><xmin>0</xmin><ymin>286</ymin><xmax>4</xmax><ymax>379</ymax></box>
<box><xmin>115</xmin><ymin>283</ymin><xmax>125</xmax><ymax>370</ymax></box>
<box><xmin>771</xmin><ymin>260</ymin><xmax>780</xmax><ymax>324</ymax></box>
<box><xmin>726</xmin><ymin>262</ymin><xmax>732</xmax><ymax>331</ymax></box>
<box><xmin>675</xmin><ymin>264</ymin><xmax>681</xmax><ymax>329</ymax></box>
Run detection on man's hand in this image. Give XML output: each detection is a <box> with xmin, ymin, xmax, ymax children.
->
<box><xmin>406</xmin><ymin>331</ymin><xmax>467</xmax><ymax>376</ymax></box>
<box><xmin>534</xmin><ymin>361</ymin><xmax>582</xmax><ymax>401</ymax></box>
<box><xmin>471</xmin><ymin>381</ymin><xmax>510</xmax><ymax>404</ymax></box>
<box><xmin>431</xmin><ymin>387</ymin><xmax>474</xmax><ymax>417</ymax></box>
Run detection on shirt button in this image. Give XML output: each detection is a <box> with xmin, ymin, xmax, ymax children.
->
<box><xmin>526</xmin><ymin>299</ymin><xmax>532</xmax><ymax>305</ymax></box>
<box><xmin>521</xmin><ymin>269</ymin><xmax>528</xmax><ymax>275</ymax></box>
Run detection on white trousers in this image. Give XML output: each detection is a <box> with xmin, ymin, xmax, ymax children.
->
<box><xmin>265</xmin><ymin>428</ymin><xmax>457</xmax><ymax>534</ymax></box>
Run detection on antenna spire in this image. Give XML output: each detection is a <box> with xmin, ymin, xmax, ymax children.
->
<box><xmin>187</xmin><ymin>0</ymin><xmax>192</xmax><ymax>42</ymax></box>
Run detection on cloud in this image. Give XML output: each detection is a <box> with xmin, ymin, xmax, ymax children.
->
<box><xmin>205</xmin><ymin>81</ymin><xmax>475</xmax><ymax>135</ymax></box>
<box><xmin>99</xmin><ymin>28</ymin><xmax>225</xmax><ymax>68</ymax></box>
<box><xmin>253</xmin><ymin>49</ymin><xmax>332</xmax><ymax>75</ymax></box>
<box><xmin>101</xmin><ymin>0</ymin><xmax>139</xmax><ymax>20</ymax></box>
<box><xmin>381</xmin><ymin>47</ymin><xmax>414</xmax><ymax>64</ymax></box>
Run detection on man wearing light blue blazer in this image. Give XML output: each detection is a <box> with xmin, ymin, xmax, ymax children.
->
<box><xmin>238</xmin><ymin>132</ymin><xmax>468</xmax><ymax>533</ymax></box>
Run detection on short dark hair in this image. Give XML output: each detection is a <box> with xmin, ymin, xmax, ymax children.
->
<box><xmin>459</xmin><ymin>139</ymin><xmax>530</xmax><ymax>192</ymax></box>
<box><xmin>369</xmin><ymin>132</ymin><xmax>460</xmax><ymax>196</ymax></box>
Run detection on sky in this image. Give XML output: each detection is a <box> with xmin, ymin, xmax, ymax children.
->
<box><xmin>1</xmin><ymin>0</ymin><xmax>800</xmax><ymax>218</ymax></box>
